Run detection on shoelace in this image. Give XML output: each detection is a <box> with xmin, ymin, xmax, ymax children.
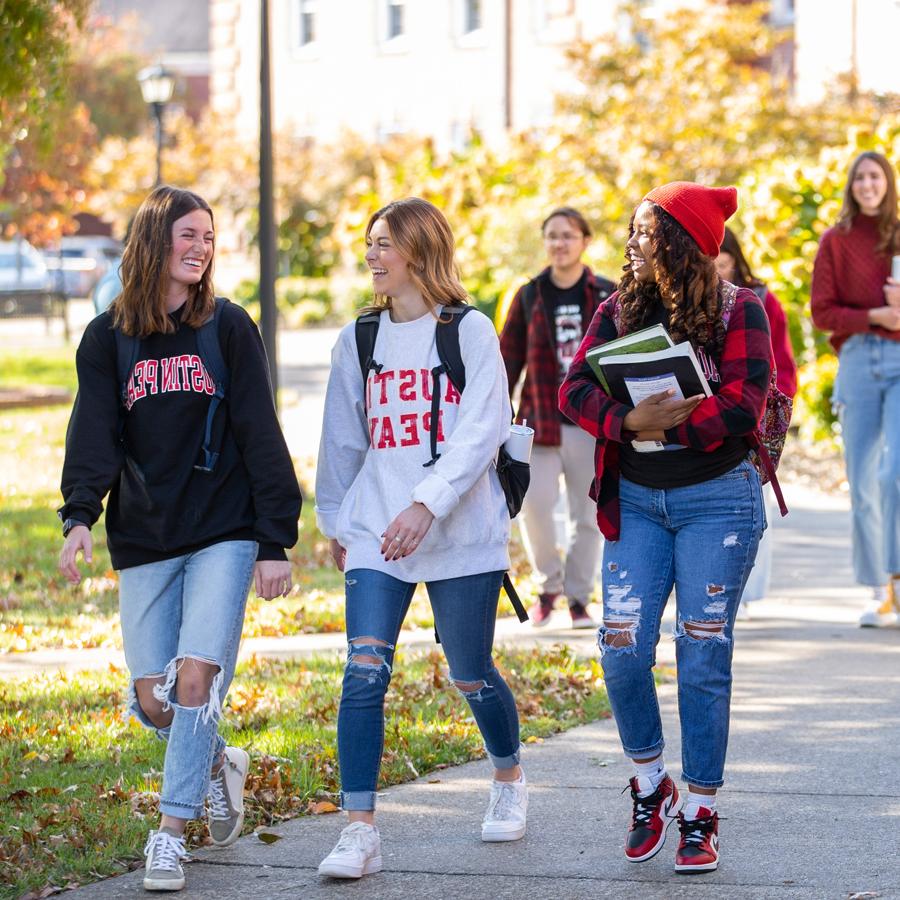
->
<box><xmin>678</xmin><ymin>813</ymin><xmax>716</xmax><ymax>845</ymax></box>
<box><xmin>628</xmin><ymin>783</ymin><xmax>664</xmax><ymax>828</ymax></box>
<box><xmin>144</xmin><ymin>831</ymin><xmax>187</xmax><ymax>872</ymax></box>
<box><xmin>207</xmin><ymin>770</ymin><xmax>230</xmax><ymax>820</ymax></box>
<box><xmin>333</xmin><ymin>824</ymin><xmax>373</xmax><ymax>856</ymax></box>
<box><xmin>487</xmin><ymin>782</ymin><xmax>522</xmax><ymax>821</ymax></box>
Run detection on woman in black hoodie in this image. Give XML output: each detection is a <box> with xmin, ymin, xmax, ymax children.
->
<box><xmin>58</xmin><ymin>185</ymin><xmax>301</xmax><ymax>892</ymax></box>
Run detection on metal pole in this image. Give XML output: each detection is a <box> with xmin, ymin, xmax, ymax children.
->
<box><xmin>259</xmin><ymin>0</ymin><xmax>279</xmax><ymax>402</ymax></box>
<box><xmin>153</xmin><ymin>102</ymin><xmax>164</xmax><ymax>186</ymax></box>
<box><xmin>503</xmin><ymin>0</ymin><xmax>513</xmax><ymax>130</ymax></box>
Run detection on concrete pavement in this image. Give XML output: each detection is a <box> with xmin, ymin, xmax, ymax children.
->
<box><xmin>64</xmin><ymin>482</ymin><xmax>900</xmax><ymax>899</ymax></box>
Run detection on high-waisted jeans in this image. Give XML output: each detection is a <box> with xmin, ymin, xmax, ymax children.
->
<box><xmin>598</xmin><ymin>459</ymin><xmax>765</xmax><ymax>788</ymax></box>
<box><xmin>338</xmin><ymin>568</ymin><xmax>521</xmax><ymax>811</ymax></box>
<box><xmin>832</xmin><ymin>334</ymin><xmax>900</xmax><ymax>586</ymax></box>
<box><xmin>119</xmin><ymin>540</ymin><xmax>257</xmax><ymax>819</ymax></box>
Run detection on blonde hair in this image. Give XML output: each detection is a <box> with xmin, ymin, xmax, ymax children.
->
<box><xmin>363</xmin><ymin>197</ymin><xmax>468</xmax><ymax>317</ymax></box>
<box><xmin>111</xmin><ymin>185</ymin><xmax>216</xmax><ymax>337</ymax></box>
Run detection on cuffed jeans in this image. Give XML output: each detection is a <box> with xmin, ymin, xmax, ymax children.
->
<box><xmin>119</xmin><ymin>540</ymin><xmax>257</xmax><ymax>819</ymax></box>
<box><xmin>599</xmin><ymin>460</ymin><xmax>765</xmax><ymax>788</ymax></box>
<box><xmin>520</xmin><ymin>423</ymin><xmax>602</xmax><ymax>605</ymax></box>
<box><xmin>338</xmin><ymin>568</ymin><xmax>521</xmax><ymax>811</ymax></box>
<box><xmin>832</xmin><ymin>334</ymin><xmax>900</xmax><ymax>586</ymax></box>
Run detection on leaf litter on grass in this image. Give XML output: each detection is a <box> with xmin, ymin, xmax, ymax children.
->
<box><xmin>1</xmin><ymin>644</ymin><xmax>613</xmax><ymax>897</ymax></box>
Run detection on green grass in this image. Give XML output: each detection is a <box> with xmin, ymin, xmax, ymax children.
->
<box><xmin>0</xmin><ymin>645</ymin><xmax>613</xmax><ymax>898</ymax></box>
<box><xmin>0</xmin><ymin>405</ymin><xmax>538</xmax><ymax>653</ymax></box>
<box><xmin>0</xmin><ymin>348</ymin><xmax>78</xmax><ymax>395</ymax></box>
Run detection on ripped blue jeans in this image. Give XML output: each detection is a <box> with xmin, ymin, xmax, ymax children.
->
<box><xmin>599</xmin><ymin>459</ymin><xmax>765</xmax><ymax>788</ymax></box>
<box><xmin>118</xmin><ymin>540</ymin><xmax>257</xmax><ymax>819</ymax></box>
<box><xmin>338</xmin><ymin>568</ymin><xmax>520</xmax><ymax>811</ymax></box>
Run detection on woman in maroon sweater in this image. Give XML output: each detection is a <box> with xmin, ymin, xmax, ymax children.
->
<box><xmin>811</xmin><ymin>151</ymin><xmax>900</xmax><ymax>627</ymax></box>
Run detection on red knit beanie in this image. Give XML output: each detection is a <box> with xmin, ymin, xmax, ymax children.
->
<box><xmin>643</xmin><ymin>182</ymin><xmax>738</xmax><ymax>258</ymax></box>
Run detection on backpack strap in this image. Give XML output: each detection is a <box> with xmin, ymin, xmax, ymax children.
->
<box><xmin>114</xmin><ymin>328</ymin><xmax>141</xmax><ymax>412</ymax></box>
<box><xmin>502</xmin><ymin>573</ymin><xmax>529</xmax><ymax>623</ymax></box>
<box><xmin>424</xmin><ymin>305</ymin><xmax>474</xmax><ymax>467</ymax></box>
<box><xmin>194</xmin><ymin>297</ymin><xmax>230</xmax><ymax>474</ymax></box>
<box><xmin>354</xmin><ymin>311</ymin><xmax>383</xmax><ymax>390</ymax></box>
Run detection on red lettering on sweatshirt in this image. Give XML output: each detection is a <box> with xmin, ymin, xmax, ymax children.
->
<box><xmin>373</xmin><ymin>370</ymin><xmax>395</xmax><ymax>405</ymax></box>
<box><xmin>161</xmin><ymin>357</ymin><xmax>180</xmax><ymax>392</ymax></box>
<box><xmin>399</xmin><ymin>413</ymin><xmax>419</xmax><ymax>447</ymax></box>
<box><xmin>127</xmin><ymin>355</ymin><xmax>213</xmax><ymax>406</ymax></box>
<box><xmin>444</xmin><ymin>379</ymin><xmax>461</xmax><ymax>404</ymax></box>
<box><xmin>377</xmin><ymin>416</ymin><xmax>397</xmax><ymax>449</ymax></box>
<box><xmin>398</xmin><ymin>369</ymin><xmax>417</xmax><ymax>401</ymax></box>
<box><xmin>422</xmin><ymin>410</ymin><xmax>445</xmax><ymax>442</ymax></box>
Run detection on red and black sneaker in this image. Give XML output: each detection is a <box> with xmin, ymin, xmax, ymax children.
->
<box><xmin>624</xmin><ymin>775</ymin><xmax>680</xmax><ymax>862</ymax></box>
<box><xmin>674</xmin><ymin>809</ymin><xmax>719</xmax><ymax>873</ymax></box>
<box><xmin>531</xmin><ymin>593</ymin><xmax>558</xmax><ymax>627</ymax></box>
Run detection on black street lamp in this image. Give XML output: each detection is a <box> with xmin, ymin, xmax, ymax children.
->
<box><xmin>137</xmin><ymin>65</ymin><xmax>176</xmax><ymax>186</ymax></box>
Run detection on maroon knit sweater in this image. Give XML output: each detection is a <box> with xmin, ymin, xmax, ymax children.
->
<box><xmin>811</xmin><ymin>213</ymin><xmax>899</xmax><ymax>354</ymax></box>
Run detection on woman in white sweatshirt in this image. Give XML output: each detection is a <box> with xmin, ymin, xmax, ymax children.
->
<box><xmin>314</xmin><ymin>197</ymin><xmax>525</xmax><ymax>879</ymax></box>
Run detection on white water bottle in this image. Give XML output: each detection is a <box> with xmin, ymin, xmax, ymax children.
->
<box><xmin>891</xmin><ymin>255</ymin><xmax>900</xmax><ymax>281</ymax></box>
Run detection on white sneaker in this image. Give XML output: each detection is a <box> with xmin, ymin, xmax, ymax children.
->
<box><xmin>207</xmin><ymin>746</ymin><xmax>250</xmax><ymax>847</ymax></box>
<box><xmin>318</xmin><ymin>822</ymin><xmax>382</xmax><ymax>879</ymax></box>
<box><xmin>859</xmin><ymin>586</ymin><xmax>899</xmax><ymax>628</ymax></box>
<box><xmin>143</xmin><ymin>829</ymin><xmax>187</xmax><ymax>891</ymax></box>
<box><xmin>481</xmin><ymin>775</ymin><xmax>527</xmax><ymax>842</ymax></box>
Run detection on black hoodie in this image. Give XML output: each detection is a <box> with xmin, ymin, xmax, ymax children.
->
<box><xmin>59</xmin><ymin>300</ymin><xmax>301</xmax><ymax>569</ymax></box>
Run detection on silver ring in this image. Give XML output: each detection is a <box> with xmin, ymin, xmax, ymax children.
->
<box><xmin>392</xmin><ymin>536</ymin><xmax>402</xmax><ymax>543</ymax></box>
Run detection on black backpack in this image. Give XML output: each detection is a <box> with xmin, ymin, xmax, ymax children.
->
<box><xmin>355</xmin><ymin>304</ymin><xmax>530</xmax><ymax>625</ymax></box>
<box><xmin>114</xmin><ymin>297</ymin><xmax>230</xmax><ymax>474</ymax></box>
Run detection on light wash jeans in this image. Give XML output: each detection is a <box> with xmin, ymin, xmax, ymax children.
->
<box><xmin>599</xmin><ymin>459</ymin><xmax>765</xmax><ymax>788</ymax></box>
<box><xmin>338</xmin><ymin>568</ymin><xmax>521</xmax><ymax>811</ymax></box>
<box><xmin>520</xmin><ymin>423</ymin><xmax>602</xmax><ymax>605</ymax></box>
<box><xmin>832</xmin><ymin>334</ymin><xmax>900</xmax><ymax>586</ymax></box>
<box><xmin>119</xmin><ymin>540</ymin><xmax>257</xmax><ymax>819</ymax></box>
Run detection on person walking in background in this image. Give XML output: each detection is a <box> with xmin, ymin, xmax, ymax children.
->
<box><xmin>58</xmin><ymin>186</ymin><xmax>302</xmax><ymax>892</ymax></box>
<box><xmin>499</xmin><ymin>207</ymin><xmax>615</xmax><ymax>628</ymax></box>
<box><xmin>315</xmin><ymin>198</ymin><xmax>526</xmax><ymax>881</ymax></box>
<box><xmin>811</xmin><ymin>151</ymin><xmax>900</xmax><ymax>628</ymax></box>
<box><xmin>715</xmin><ymin>227</ymin><xmax>798</xmax><ymax>615</ymax></box>
<box><xmin>561</xmin><ymin>183</ymin><xmax>771</xmax><ymax>873</ymax></box>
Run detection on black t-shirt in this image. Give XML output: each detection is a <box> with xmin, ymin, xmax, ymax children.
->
<box><xmin>541</xmin><ymin>270</ymin><xmax>586</xmax><ymax>423</ymax></box>
<box><xmin>618</xmin><ymin>302</ymin><xmax>748</xmax><ymax>488</ymax></box>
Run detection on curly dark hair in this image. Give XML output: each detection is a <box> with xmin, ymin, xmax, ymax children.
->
<box><xmin>617</xmin><ymin>204</ymin><xmax>724</xmax><ymax>354</ymax></box>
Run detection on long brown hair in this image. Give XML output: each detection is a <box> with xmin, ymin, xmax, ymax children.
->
<box><xmin>617</xmin><ymin>204</ymin><xmax>724</xmax><ymax>353</ymax></box>
<box><xmin>363</xmin><ymin>197</ymin><xmax>468</xmax><ymax>316</ymax></box>
<box><xmin>111</xmin><ymin>186</ymin><xmax>216</xmax><ymax>336</ymax></box>
<box><xmin>837</xmin><ymin>151</ymin><xmax>899</xmax><ymax>256</ymax></box>
<box><xmin>719</xmin><ymin>227</ymin><xmax>764</xmax><ymax>290</ymax></box>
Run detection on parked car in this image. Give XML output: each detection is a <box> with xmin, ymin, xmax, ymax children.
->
<box><xmin>0</xmin><ymin>238</ymin><xmax>54</xmax><ymax>293</ymax></box>
<box><xmin>44</xmin><ymin>235</ymin><xmax>122</xmax><ymax>299</ymax></box>
<box><xmin>92</xmin><ymin>256</ymin><xmax>123</xmax><ymax>315</ymax></box>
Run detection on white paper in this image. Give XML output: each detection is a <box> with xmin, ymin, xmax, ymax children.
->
<box><xmin>624</xmin><ymin>373</ymin><xmax>685</xmax><ymax>406</ymax></box>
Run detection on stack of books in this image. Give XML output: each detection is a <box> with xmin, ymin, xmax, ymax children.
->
<box><xmin>586</xmin><ymin>324</ymin><xmax>711</xmax><ymax>452</ymax></box>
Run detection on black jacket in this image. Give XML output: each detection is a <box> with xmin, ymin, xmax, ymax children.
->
<box><xmin>59</xmin><ymin>301</ymin><xmax>301</xmax><ymax>569</ymax></box>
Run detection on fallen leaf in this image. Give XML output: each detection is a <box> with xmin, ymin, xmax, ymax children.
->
<box><xmin>256</xmin><ymin>832</ymin><xmax>282</xmax><ymax>844</ymax></box>
<box><xmin>309</xmin><ymin>800</ymin><xmax>338</xmax><ymax>814</ymax></box>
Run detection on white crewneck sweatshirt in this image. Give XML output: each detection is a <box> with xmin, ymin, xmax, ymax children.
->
<box><xmin>315</xmin><ymin>307</ymin><xmax>511</xmax><ymax>582</ymax></box>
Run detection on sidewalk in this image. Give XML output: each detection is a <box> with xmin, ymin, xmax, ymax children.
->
<box><xmin>61</xmin><ymin>482</ymin><xmax>900</xmax><ymax>898</ymax></box>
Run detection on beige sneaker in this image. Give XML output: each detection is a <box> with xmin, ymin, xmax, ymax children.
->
<box><xmin>207</xmin><ymin>747</ymin><xmax>250</xmax><ymax>847</ymax></box>
<box><xmin>143</xmin><ymin>829</ymin><xmax>187</xmax><ymax>891</ymax></box>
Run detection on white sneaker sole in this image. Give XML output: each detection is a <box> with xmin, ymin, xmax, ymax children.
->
<box><xmin>143</xmin><ymin>874</ymin><xmax>186</xmax><ymax>891</ymax></box>
<box><xmin>318</xmin><ymin>855</ymin><xmax>383</xmax><ymax>878</ymax></box>
<box><xmin>481</xmin><ymin>823</ymin><xmax>526</xmax><ymax>842</ymax></box>
<box><xmin>859</xmin><ymin>613</ymin><xmax>899</xmax><ymax>628</ymax></box>
<box><xmin>625</xmin><ymin>792</ymin><xmax>681</xmax><ymax>863</ymax></box>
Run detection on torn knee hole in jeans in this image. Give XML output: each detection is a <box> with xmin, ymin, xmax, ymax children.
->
<box><xmin>674</xmin><ymin>617</ymin><xmax>729</xmax><ymax>644</ymax></box>
<box><xmin>600</xmin><ymin>618</ymin><xmax>639</xmax><ymax>652</ymax></box>
<box><xmin>151</xmin><ymin>655</ymin><xmax>225</xmax><ymax>731</ymax></box>
<box><xmin>347</xmin><ymin>636</ymin><xmax>393</xmax><ymax>682</ymax></box>
<box><xmin>453</xmin><ymin>678</ymin><xmax>492</xmax><ymax>702</ymax></box>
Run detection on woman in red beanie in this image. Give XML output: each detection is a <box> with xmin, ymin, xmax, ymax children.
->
<box><xmin>811</xmin><ymin>152</ymin><xmax>900</xmax><ymax>628</ymax></box>
<box><xmin>560</xmin><ymin>182</ymin><xmax>772</xmax><ymax>874</ymax></box>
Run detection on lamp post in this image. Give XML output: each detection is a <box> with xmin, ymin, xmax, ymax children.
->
<box><xmin>137</xmin><ymin>65</ymin><xmax>176</xmax><ymax>186</ymax></box>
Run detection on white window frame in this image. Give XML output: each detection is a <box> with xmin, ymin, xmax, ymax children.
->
<box><xmin>377</xmin><ymin>0</ymin><xmax>410</xmax><ymax>54</ymax></box>
<box><xmin>290</xmin><ymin>0</ymin><xmax>319</xmax><ymax>59</ymax></box>
<box><xmin>454</xmin><ymin>0</ymin><xmax>487</xmax><ymax>48</ymax></box>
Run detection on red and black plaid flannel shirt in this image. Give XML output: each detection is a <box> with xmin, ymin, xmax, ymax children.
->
<box><xmin>558</xmin><ymin>288</ymin><xmax>771</xmax><ymax>540</ymax></box>
<box><xmin>499</xmin><ymin>266</ymin><xmax>614</xmax><ymax>447</ymax></box>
